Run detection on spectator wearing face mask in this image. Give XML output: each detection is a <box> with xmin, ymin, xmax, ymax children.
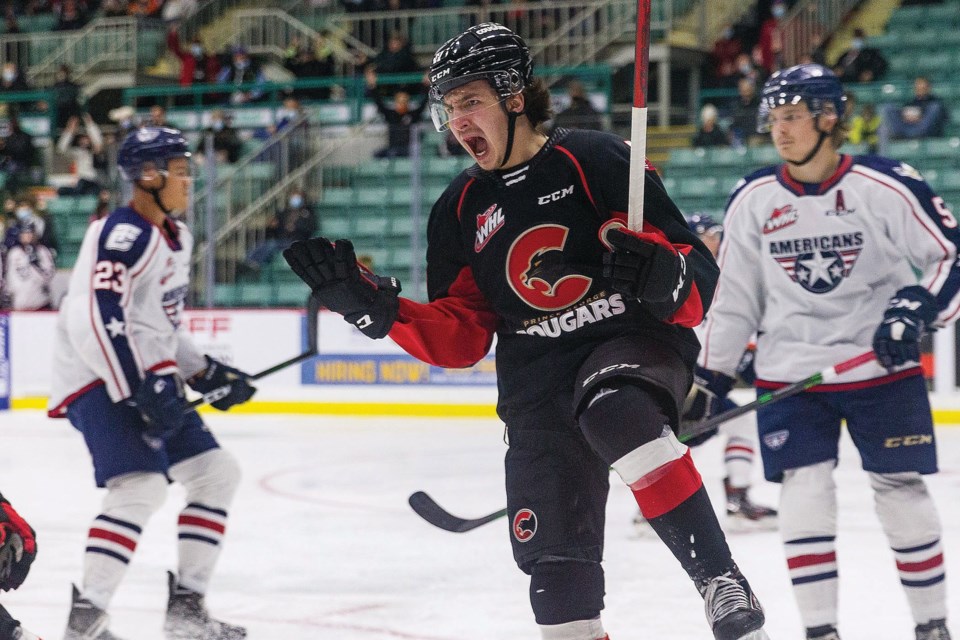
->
<box><xmin>834</xmin><ymin>28</ymin><xmax>887</xmax><ymax>83</ymax></box>
<box><xmin>196</xmin><ymin>110</ymin><xmax>243</xmax><ymax>163</ymax></box>
<box><xmin>217</xmin><ymin>46</ymin><xmax>266</xmax><ymax>105</ymax></box>
<box><xmin>0</xmin><ymin>62</ymin><xmax>29</xmax><ymax>93</ymax></box>
<box><xmin>238</xmin><ymin>189</ymin><xmax>316</xmax><ymax>275</ymax></box>
<box><xmin>56</xmin><ymin>114</ymin><xmax>105</xmax><ymax>196</ymax></box>
<box><xmin>757</xmin><ymin>1</ymin><xmax>786</xmax><ymax>74</ymax></box>
<box><xmin>167</xmin><ymin>27</ymin><xmax>220</xmax><ymax>91</ymax></box>
<box><xmin>4</xmin><ymin>198</ymin><xmax>57</xmax><ymax>258</ymax></box>
<box><xmin>3</xmin><ymin>221</ymin><xmax>55</xmax><ymax>310</ymax></box>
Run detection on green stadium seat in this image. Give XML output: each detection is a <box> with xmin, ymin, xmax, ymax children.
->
<box><xmin>887</xmin><ymin>140</ymin><xmax>923</xmax><ymax>161</ymax></box>
<box><xmin>273</xmin><ymin>282</ymin><xmax>309</xmax><ymax>306</ymax></box>
<box><xmin>748</xmin><ymin>146</ymin><xmax>780</xmax><ymax>165</ymax></box>
<box><xmin>390</xmin><ymin>216</ymin><xmax>414</xmax><ymax>236</ymax></box>
<box><xmin>46</xmin><ymin>198</ymin><xmax>75</xmax><ymax>217</ymax></box>
<box><xmin>354</xmin><ymin>217</ymin><xmax>390</xmax><ymax>237</ymax></box>
<box><xmin>356</xmin><ymin>187</ymin><xmax>390</xmax><ymax>207</ymax></box>
<box><xmin>239</xmin><ymin>283</ymin><xmax>272</xmax><ymax>307</ymax></box>
<box><xmin>668</xmin><ymin>147</ymin><xmax>707</xmax><ymax>167</ymax></box>
<box><xmin>388</xmin><ymin>158</ymin><xmax>414</xmax><ymax>176</ymax></box>
<box><xmin>322</xmin><ymin>188</ymin><xmax>354</xmax><ymax>207</ymax></box>
<box><xmin>706</xmin><ymin>147</ymin><xmax>749</xmax><ymax>168</ymax></box>
<box><xmin>678</xmin><ymin>176</ymin><xmax>720</xmax><ymax>198</ymax></box>
<box><xmin>320</xmin><ymin>217</ymin><xmax>351</xmax><ymax>237</ymax></box>
<box><xmin>214</xmin><ymin>284</ymin><xmax>242</xmax><ymax>307</ymax></box>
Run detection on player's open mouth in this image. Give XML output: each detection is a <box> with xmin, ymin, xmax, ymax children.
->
<box><xmin>464</xmin><ymin>136</ymin><xmax>488</xmax><ymax>158</ymax></box>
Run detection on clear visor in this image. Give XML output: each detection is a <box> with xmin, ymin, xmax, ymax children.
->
<box><xmin>757</xmin><ymin>94</ymin><xmax>840</xmax><ymax>133</ymax></box>
<box><xmin>428</xmin><ymin>70</ymin><xmax>520</xmax><ymax>132</ymax></box>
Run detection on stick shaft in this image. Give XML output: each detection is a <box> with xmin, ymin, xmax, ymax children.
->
<box><xmin>627</xmin><ymin>0</ymin><xmax>651</xmax><ymax>231</ymax></box>
<box><xmin>680</xmin><ymin>351</ymin><xmax>876</xmax><ymax>441</ymax></box>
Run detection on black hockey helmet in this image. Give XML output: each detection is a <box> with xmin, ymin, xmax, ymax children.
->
<box><xmin>428</xmin><ymin>23</ymin><xmax>532</xmax><ymax>131</ymax></box>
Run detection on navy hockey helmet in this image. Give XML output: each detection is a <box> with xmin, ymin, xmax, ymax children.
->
<box><xmin>117</xmin><ymin>126</ymin><xmax>191</xmax><ymax>182</ymax></box>
<box><xmin>757</xmin><ymin>63</ymin><xmax>845</xmax><ymax>133</ymax></box>
<box><xmin>687</xmin><ymin>213</ymin><xmax>723</xmax><ymax>237</ymax></box>
<box><xmin>428</xmin><ymin>22</ymin><xmax>532</xmax><ymax>131</ymax></box>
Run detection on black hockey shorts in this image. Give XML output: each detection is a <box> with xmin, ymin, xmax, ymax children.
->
<box><xmin>505</xmin><ymin>397</ymin><xmax>609</xmax><ymax>573</ymax></box>
<box><xmin>573</xmin><ymin>333</ymin><xmax>692</xmax><ymax>430</ymax></box>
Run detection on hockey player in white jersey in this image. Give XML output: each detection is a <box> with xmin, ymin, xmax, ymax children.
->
<box><xmin>689</xmin><ymin>64</ymin><xmax>956</xmax><ymax>640</ymax></box>
<box><xmin>48</xmin><ymin>127</ymin><xmax>255</xmax><ymax>640</ymax></box>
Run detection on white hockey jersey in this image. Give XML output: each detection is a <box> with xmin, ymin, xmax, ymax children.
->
<box><xmin>699</xmin><ymin>154</ymin><xmax>960</xmax><ymax>385</ymax></box>
<box><xmin>48</xmin><ymin>206</ymin><xmax>206</xmax><ymax>417</ymax></box>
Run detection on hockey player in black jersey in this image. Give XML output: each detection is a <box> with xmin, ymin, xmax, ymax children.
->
<box><xmin>284</xmin><ymin>23</ymin><xmax>769</xmax><ymax>640</ymax></box>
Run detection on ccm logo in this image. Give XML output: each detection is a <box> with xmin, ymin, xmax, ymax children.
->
<box><xmin>538</xmin><ymin>185</ymin><xmax>574</xmax><ymax>205</ymax></box>
<box><xmin>884</xmin><ymin>435</ymin><xmax>933</xmax><ymax>448</ymax></box>
<box><xmin>582</xmin><ymin>363</ymin><xmax>640</xmax><ymax>387</ymax></box>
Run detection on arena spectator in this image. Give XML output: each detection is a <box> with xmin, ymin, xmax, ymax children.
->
<box><xmin>52</xmin><ymin>64</ymin><xmax>83</xmax><ymax>130</ymax></box>
<box><xmin>0</xmin><ymin>112</ymin><xmax>38</xmax><ymax>193</ymax></box>
<box><xmin>4</xmin><ymin>196</ymin><xmax>57</xmax><ymax>257</ymax></box>
<box><xmin>56</xmin><ymin>114</ymin><xmax>105</xmax><ymax>196</ymax></box>
<box><xmin>361</xmin><ymin>32</ymin><xmax>422</xmax><ymax>97</ymax></box>
<box><xmin>552</xmin><ymin>80</ymin><xmax>605</xmax><ymax>132</ymax></box>
<box><xmin>196</xmin><ymin>110</ymin><xmax>243</xmax><ymax>163</ymax></box>
<box><xmin>708</xmin><ymin>24</ymin><xmax>743</xmax><ymax>87</ymax></box>
<box><xmin>835</xmin><ymin>28</ymin><xmax>887</xmax><ymax>83</ymax></box>
<box><xmin>54</xmin><ymin>0</ymin><xmax>89</xmax><ymax>30</ymax></box>
<box><xmin>239</xmin><ymin>188</ymin><xmax>316</xmax><ymax>274</ymax></box>
<box><xmin>692</xmin><ymin>103</ymin><xmax>729</xmax><ymax>147</ymax></box>
<box><xmin>729</xmin><ymin>76</ymin><xmax>763</xmax><ymax>147</ymax></box>
<box><xmin>0</xmin><ymin>63</ymin><xmax>29</xmax><ymax>93</ymax></box>
<box><xmin>365</xmin><ymin>68</ymin><xmax>426</xmax><ymax>158</ymax></box>
<box><xmin>882</xmin><ymin>76</ymin><xmax>947</xmax><ymax>140</ymax></box>
<box><xmin>217</xmin><ymin>47</ymin><xmax>266</xmax><ymax>105</ymax></box>
<box><xmin>167</xmin><ymin>27</ymin><xmax>220</xmax><ymax>89</ymax></box>
<box><xmin>849</xmin><ymin>102</ymin><xmax>881</xmax><ymax>152</ymax></box>
<box><xmin>3</xmin><ymin>221</ymin><xmax>55</xmax><ymax>310</ymax></box>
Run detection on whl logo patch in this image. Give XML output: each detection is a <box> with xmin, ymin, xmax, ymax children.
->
<box><xmin>513</xmin><ymin>508</ymin><xmax>538</xmax><ymax>543</ymax></box>
<box><xmin>475</xmin><ymin>204</ymin><xmax>504</xmax><ymax>252</ymax></box>
<box><xmin>763</xmin><ymin>205</ymin><xmax>799</xmax><ymax>234</ymax></box>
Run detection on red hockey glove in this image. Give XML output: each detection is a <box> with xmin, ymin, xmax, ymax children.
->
<box><xmin>602</xmin><ymin>227</ymin><xmax>691</xmax><ymax>307</ymax></box>
<box><xmin>283</xmin><ymin>237</ymin><xmax>400</xmax><ymax>339</ymax></box>
<box><xmin>0</xmin><ymin>494</ymin><xmax>37</xmax><ymax>591</ymax></box>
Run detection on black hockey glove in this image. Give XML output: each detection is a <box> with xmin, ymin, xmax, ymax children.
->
<box><xmin>283</xmin><ymin>237</ymin><xmax>401</xmax><ymax>339</ymax></box>
<box><xmin>0</xmin><ymin>493</ymin><xmax>36</xmax><ymax>592</ymax></box>
<box><xmin>681</xmin><ymin>367</ymin><xmax>735</xmax><ymax>446</ymax></box>
<box><xmin>602</xmin><ymin>227</ymin><xmax>691</xmax><ymax>310</ymax></box>
<box><xmin>872</xmin><ymin>285</ymin><xmax>939</xmax><ymax>369</ymax></box>
<box><xmin>188</xmin><ymin>356</ymin><xmax>256</xmax><ymax>411</ymax></box>
<box><xmin>128</xmin><ymin>372</ymin><xmax>186</xmax><ymax>450</ymax></box>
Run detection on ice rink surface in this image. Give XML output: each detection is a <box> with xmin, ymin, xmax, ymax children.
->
<box><xmin>1</xmin><ymin>410</ymin><xmax>958</xmax><ymax>640</ymax></box>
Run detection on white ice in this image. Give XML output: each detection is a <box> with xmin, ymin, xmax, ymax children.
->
<box><xmin>1</xmin><ymin>410</ymin><xmax>958</xmax><ymax>640</ymax></box>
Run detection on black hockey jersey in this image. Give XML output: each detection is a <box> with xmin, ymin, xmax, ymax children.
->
<box><xmin>389</xmin><ymin>129</ymin><xmax>719</xmax><ymax>420</ymax></box>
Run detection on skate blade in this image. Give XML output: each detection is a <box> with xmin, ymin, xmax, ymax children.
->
<box><xmin>736</xmin><ymin>628</ymin><xmax>771</xmax><ymax>640</ymax></box>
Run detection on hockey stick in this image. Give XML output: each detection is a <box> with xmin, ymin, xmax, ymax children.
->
<box><xmin>186</xmin><ymin>293</ymin><xmax>321</xmax><ymax>410</ymax></box>
<box><xmin>627</xmin><ymin>0</ymin><xmax>651</xmax><ymax>231</ymax></box>
<box><xmin>408</xmin><ymin>491</ymin><xmax>508</xmax><ymax>533</ymax></box>
<box><xmin>678</xmin><ymin>350</ymin><xmax>877</xmax><ymax>443</ymax></box>
<box><xmin>411</xmin><ymin>351</ymin><xmax>879</xmax><ymax>533</ymax></box>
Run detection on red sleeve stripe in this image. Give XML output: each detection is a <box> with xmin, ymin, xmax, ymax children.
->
<box><xmin>455</xmin><ymin>177</ymin><xmax>475</xmax><ymax>222</ymax></box>
<box><xmin>555</xmin><ymin>145</ymin><xmax>599</xmax><ymax>214</ymax></box>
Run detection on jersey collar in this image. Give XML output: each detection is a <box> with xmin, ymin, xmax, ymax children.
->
<box><xmin>776</xmin><ymin>154</ymin><xmax>853</xmax><ymax>196</ymax></box>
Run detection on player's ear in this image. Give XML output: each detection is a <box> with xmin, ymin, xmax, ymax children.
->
<box><xmin>506</xmin><ymin>93</ymin><xmax>524</xmax><ymax>115</ymax></box>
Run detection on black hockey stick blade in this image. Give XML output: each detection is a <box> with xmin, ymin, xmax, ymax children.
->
<box><xmin>187</xmin><ymin>293</ymin><xmax>321</xmax><ymax>410</ymax></box>
<box><xmin>408</xmin><ymin>491</ymin><xmax>508</xmax><ymax>533</ymax></box>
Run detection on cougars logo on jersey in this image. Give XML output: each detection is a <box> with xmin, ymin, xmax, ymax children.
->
<box><xmin>506</xmin><ymin>224</ymin><xmax>592</xmax><ymax>311</ymax></box>
<box><xmin>769</xmin><ymin>232</ymin><xmax>865</xmax><ymax>293</ymax></box>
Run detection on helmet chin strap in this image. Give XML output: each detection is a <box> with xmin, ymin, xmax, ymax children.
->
<box><xmin>785</xmin><ymin>116</ymin><xmax>830</xmax><ymax>167</ymax></box>
<box><xmin>499</xmin><ymin>104</ymin><xmax>524</xmax><ymax>169</ymax></box>
<box><xmin>136</xmin><ymin>175</ymin><xmax>172</xmax><ymax>215</ymax></box>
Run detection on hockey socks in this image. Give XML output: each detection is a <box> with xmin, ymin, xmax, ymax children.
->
<box><xmin>611</xmin><ymin>432</ymin><xmax>738</xmax><ymax>584</ymax></box>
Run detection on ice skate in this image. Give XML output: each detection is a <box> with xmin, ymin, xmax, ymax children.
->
<box><xmin>63</xmin><ymin>585</ymin><xmax>124</xmax><ymax>640</ymax></box>
<box><xmin>806</xmin><ymin>624</ymin><xmax>841</xmax><ymax>640</ymax></box>
<box><xmin>164</xmin><ymin>572</ymin><xmax>246</xmax><ymax>640</ymax></box>
<box><xmin>700</xmin><ymin>572</ymin><xmax>769</xmax><ymax>640</ymax></box>
<box><xmin>724</xmin><ymin>478</ymin><xmax>777</xmax><ymax>532</ymax></box>
<box><xmin>916</xmin><ymin>619</ymin><xmax>952</xmax><ymax>640</ymax></box>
